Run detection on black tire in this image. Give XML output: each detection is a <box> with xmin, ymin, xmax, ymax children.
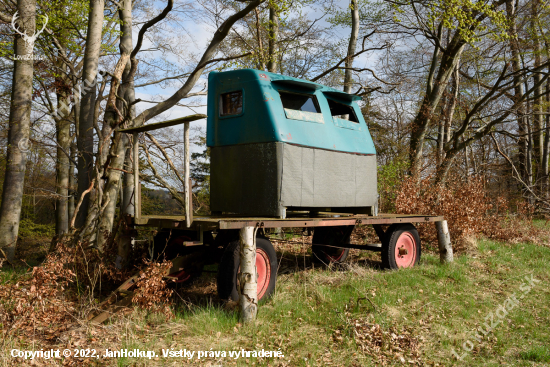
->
<box><xmin>217</xmin><ymin>237</ymin><xmax>278</xmax><ymax>302</ymax></box>
<box><xmin>381</xmin><ymin>223</ymin><xmax>421</xmax><ymax>270</ymax></box>
<box><xmin>311</xmin><ymin>226</ymin><xmax>353</xmax><ymax>264</ymax></box>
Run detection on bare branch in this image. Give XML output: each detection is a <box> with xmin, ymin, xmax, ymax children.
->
<box><xmin>133</xmin><ymin>0</ymin><xmax>264</xmax><ymax>127</ymax></box>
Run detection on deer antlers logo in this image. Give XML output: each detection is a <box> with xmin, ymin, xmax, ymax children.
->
<box><xmin>11</xmin><ymin>11</ymin><xmax>48</xmax><ymax>49</ymax></box>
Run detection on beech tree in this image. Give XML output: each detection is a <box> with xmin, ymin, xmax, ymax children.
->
<box><xmin>0</xmin><ymin>0</ymin><xmax>38</xmax><ymax>262</ymax></box>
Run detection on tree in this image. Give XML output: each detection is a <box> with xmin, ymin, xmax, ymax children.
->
<box><xmin>78</xmin><ymin>0</ymin><xmax>266</xmax><ymax>250</ymax></box>
<box><xmin>75</xmin><ymin>0</ymin><xmax>104</xmax><ymax>228</ymax></box>
<box><xmin>0</xmin><ymin>0</ymin><xmax>38</xmax><ymax>262</ymax></box>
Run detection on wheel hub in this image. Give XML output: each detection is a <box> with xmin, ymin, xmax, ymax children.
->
<box><xmin>394</xmin><ymin>231</ymin><xmax>417</xmax><ymax>268</ymax></box>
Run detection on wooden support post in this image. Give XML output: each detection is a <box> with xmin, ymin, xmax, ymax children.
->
<box><xmin>116</xmin><ymin>232</ymin><xmax>132</xmax><ymax>269</ymax></box>
<box><xmin>435</xmin><ymin>220</ymin><xmax>453</xmax><ymax>264</ymax></box>
<box><xmin>184</xmin><ymin>122</ymin><xmax>191</xmax><ymax>228</ymax></box>
<box><xmin>239</xmin><ymin>226</ymin><xmax>258</xmax><ymax>323</ymax></box>
<box><xmin>133</xmin><ymin>132</ymin><xmax>141</xmax><ymax>220</ymax></box>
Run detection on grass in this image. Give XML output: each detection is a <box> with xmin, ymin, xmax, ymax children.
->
<box><xmin>1</xmin><ymin>233</ymin><xmax>550</xmax><ymax>366</ymax></box>
<box><xmin>111</xmin><ymin>236</ymin><xmax>550</xmax><ymax>366</ymax></box>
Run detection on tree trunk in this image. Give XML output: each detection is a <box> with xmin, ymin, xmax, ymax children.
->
<box><xmin>436</xmin><ymin>60</ymin><xmax>459</xmax><ymax>169</ymax></box>
<box><xmin>76</xmin><ymin>0</ymin><xmax>105</xmax><ymax>228</ymax></box>
<box><xmin>239</xmin><ymin>226</ymin><xmax>257</xmax><ymax>323</ymax></box>
<box><xmin>443</xmin><ymin>63</ymin><xmax>459</xmax><ymax>145</ymax></box>
<box><xmin>409</xmin><ymin>33</ymin><xmax>465</xmax><ymax>176</ymax></box>
<box><xmin>0</xmin><ymin>0</ymin><xmax>36</xmax><ymax>262</ymax></box>
<box><xmin>69</xmin><ymin>88</ymin><xmax>79</xmax><ymax>222</ymax></box>
<box><xmin>55</xmin><ymin>91</ymin><xmax>72</xmax><ymax>235</ymax></box>
<box><xmin>267</xmin><ymin>4</ymin><xmax>279</xmax><ymax>73</ymax></box>
<box><xmin>54</xmin><ymin>55</ymin><xmax>72</xmax><ymax>236</ymax></box>
<box><xmin>435</xmin><ymin>220</ymin><xmax>453</xmax><ymax>264</ymax></box>
<box><xmin>96</xmin><ymin>132</ymin><xmax>127</xmax><ymax>247</ymax></box>
<box><xmin>543</xmin><ymin>78</ymin><xmax>550</xmax><ymax>197</ymax></box>
<box><xmin>435</xmin><ymin>152</ymin><xmax>456</xmax><ymax>186</ymax></box>
<box><xmin>68</xmin><ymin>136</ymin><xmax>76</xmax><ymax>221</ymax></box>
<box><xmin>506</xmin><ymin>0</ymin><xmax>529</xmax><ymax>187</ymax></box>
<box><xmin>122</xmin><ymin>147</ymin><xmax>134</xmax><ymax>216</ymax></box>
<box><xmin>343</xmin><ymin>0</ymin><xmax>359</xmax><ymax>94</ymax></box>
<box><xmin>96</xmin><ymin>0</ymin><xmax>135</xmax><ymax>249</ymax></box>
<box><xmin>532</xmin><ymin>0</ymin><xmax>543</xmax><ymax>191</ymax></box>
<box><xmin>254</xmin><ymin>8</ymin><xmax>266</xmax><ymax>70</ymax></box>
<box><xmin>436</xmin><ymin>111</ymin><xmax>444</xmax><ymax>167</ymax></box>
<box><xmin>120</xmin><ymin>0</ymin><xmax>136</xmax><ymax>219</ymax></box>
<box><xmin>87</xmin><ymin>0</ymin><xmax>264</xmax><ymax>247</ymax></box>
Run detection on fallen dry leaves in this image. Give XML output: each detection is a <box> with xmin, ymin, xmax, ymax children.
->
<box><xmin>334</xmin><ymin>312</ymin><xmax>422</xmax><ymax>366</ymax></box>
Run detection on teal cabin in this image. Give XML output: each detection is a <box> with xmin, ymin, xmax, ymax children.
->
<box><xmin>207</xmin><ymin>69</ymin><xmax>378</xmax><ymax>218</ymax></box>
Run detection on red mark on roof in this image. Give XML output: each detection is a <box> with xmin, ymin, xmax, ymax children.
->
<box><xmin>286</xmin><ymin>133</ymin><xmax>292</xmax><ymax>140</ymax></box>
<box><xmin>259</xmin><ymin>74</ymin><xmax>269</xmax><ymax>79</ymax></box>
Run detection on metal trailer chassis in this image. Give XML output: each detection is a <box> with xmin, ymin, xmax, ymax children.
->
<box><xmin>118</xmin><ymin>116</ymin><xmax>453</xmax><ymax>317</ymax></box>
<box><xmin>128</xmin><ymin>213</ymin><xmax>453</xmax><ymax>303</ymax></box>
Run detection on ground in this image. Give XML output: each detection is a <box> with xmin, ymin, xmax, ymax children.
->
<box><xmin>1</xmin><ymin>226</ymin><xmax>550</xmax><ymax>366</ymax></box>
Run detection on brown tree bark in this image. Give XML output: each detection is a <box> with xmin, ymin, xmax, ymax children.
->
<box><xmin>96</xmin><ymin>0</ymin><xmax>135</xmax><ymax>249</ymax></box>
<box><xmin>409</xmin><ymin>28</ymin><xmax>465</xmax><ymax>176</ymax></box>
<box><xmin>267</xmin><ymin>3</ymin><xmax>279</xmax><ymax>73</ymax></box>
<box><xmin>75</xmin><ymin>0</ymin><xmax>105</xmax><ymax>228</ymax></box>
<box><xmin>254</xmin><ymin>7</ymin><xmax>266</xmax><ymax>70</ymax></box>
<box><xmin>506</xmin><ymin>0</ymin><xmax>530</xmax><ymax>187</ymax></box>
<box><xmin>532</xmin><ymin>0</ymin><xmax>543</xmax><ymax>190</ymax></box>
<box><xmin>120</xmin><ymin>0</ymin><xmax>136</xmax><ymax>219</ymax></box>
<box><xmin>543</xmin><ymin>76</ymin><xmax>550</xmax><ymax>197</ymax></box>
<box><xmin>343</xmin><ymin>0</ymin><xmax>359</xmax><ymax>94</ymax></box>
<box><xmin>0</xmin><ymin>0</ymin><xmax>36</xmax><ymax>262</ymax></box>
<box><xmin>68</xmin><ymin>134</ymin><xmax>76</xmax><ymax>222</ymax></box>
<box><xmin>436</xmin><ymin>62</ymin><xmax>460</xmax><ymax>167</ymax></box>
<box><xmin>54</xmin><ymin>67</ymin><xmax>72</xmax><ymax>236</ymax></box>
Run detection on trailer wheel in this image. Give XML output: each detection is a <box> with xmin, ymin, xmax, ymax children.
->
<box><xmin>381</xmin><ymin>224</ymin><xmax>421</xmax><ymax>269</ymax></box>
<box><xmin>153</xmin><ymin>233</ymin><xmax>204</xmax><ymax>284</ymax></box>
<box><xmin>217</xmin><ymin>237</ymin><xmax>278</xmax><ymax>302</ymax></box>
<box><xmin>311</xmin><ymin>226</ymin><xmax>353</xmax><ymax>264</ymax></box>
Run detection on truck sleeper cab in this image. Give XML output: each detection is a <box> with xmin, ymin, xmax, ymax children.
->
<box><xmin>207</xmin><ymin>69</ymin><xmax>378</xmax><ymax>218</ymax></box>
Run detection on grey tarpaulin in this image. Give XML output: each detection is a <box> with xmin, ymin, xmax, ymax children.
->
<box><xmin>211</xmin><ymin>142</ymin><xmax>377</xmax><ymax>218</ymax></box>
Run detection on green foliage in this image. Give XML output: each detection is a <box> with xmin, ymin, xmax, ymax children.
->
<box><xmin>391</xmin><ymin>0</ymin><xmax>509</xmax><ymax>44</ymax></box>
<box><xmin>190</xmin><ymin>136</ymin><xmax>211</xmax><ymax>214</ymax></box>
<box><xmin>377</xmin><ymin>159</ymin><xmax>408</xmax><ymax>212</ymax></box>
<box><xmin>140</xmin><ymin>186</ymin><xmax>182</xmax><ymax>216</ymax></box>
<box><xmin>329</xmin><ymin>0</ymin><xmax>390</xmax><ymax>27</ymax></box>
<box><xmin>38</xmin><ymin>0</ymin><xmax>91</xmax><ymax>53</ymax></box>
<box><xmin>18</xmin><ymin>218</ymin><xmax>55</xmax><ymax>238</ymax></box>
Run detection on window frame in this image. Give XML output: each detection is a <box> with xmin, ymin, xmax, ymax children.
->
<box><xmin>219</xmin><ymin>89</ymin><xmax>245</xmax><ymax>119</ymax></box>
<box><xmin>326</xmin><ymin>98</ymin><xmax>359</xmax><ymax>123</ymax></box>
<box><xmin>278</xmin><ymin>90</ymin><xmax>322</xmax><ymax>115</ymax></box>
<box><xmin>278</xmin><ymin>90</ymin><xmax>325</xmax><ymax>124</ymax></box>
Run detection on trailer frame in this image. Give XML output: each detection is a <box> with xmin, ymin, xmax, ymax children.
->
<box><xmin>119</xmin><ymin>115</ymin><xmax>453</xmax><ymax>323</ymax></box>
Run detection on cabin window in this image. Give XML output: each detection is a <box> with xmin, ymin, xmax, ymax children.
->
<box><xmin>279</xmin><ymin>91</ymin><xmax>324</xmax><ymax>124</ymax></box>
<box><xmin>327</xmin><ymin>99</ymin><xmax>358</xmax><ymax>123</ymax></box>
<box><xmin>220</xmin><ymin>91</ymin><xmax>243</xmax><ymax>116</ymax></box>
<box><xmin>279</xmin><ymin>91</ymin><xmax>320</xmax><ymax>113</ymax></box>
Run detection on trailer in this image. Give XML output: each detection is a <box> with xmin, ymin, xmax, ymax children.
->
<box><xmin>119</xmin><ymin>69</ymin><xmax>453</xmax><ymax>320</ymax></box>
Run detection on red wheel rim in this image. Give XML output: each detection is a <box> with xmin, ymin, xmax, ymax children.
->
<box><xmin>327</xmin><ymin>248</ymin><xmax>345</xmax><ymax>262</ymax></box>
<box><xmin>256</xmin><ymin>248</ymin><xmax>271</xmax><ymax>299</ymax></box>
<box><xmin>165</xmin><ymin>235</ymin><xmax>194</xmax><ymax>283</ymax></box>
<box><xmin>169</xmin><ymin>269</ymin><xmax>192</xmax><ymax>283</ymax></box>
<box><xmin>394</xmin><ymin>232</ymin><xmax>417</xmax><ymax>268</ymax></box>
